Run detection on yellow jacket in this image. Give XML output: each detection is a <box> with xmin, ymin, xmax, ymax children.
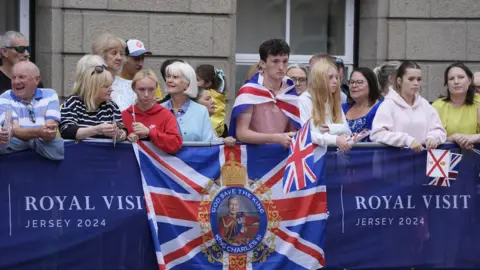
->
<box><xmin>209</xmin><ymin>89</ymin><xmax>226</xmax><ymax>136</ymax></box>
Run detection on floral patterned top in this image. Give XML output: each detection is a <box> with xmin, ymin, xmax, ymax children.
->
<box><xmin>342</xmin><ymin>100</ymin><xmax>383</xmax><ymax>142</ymax></box>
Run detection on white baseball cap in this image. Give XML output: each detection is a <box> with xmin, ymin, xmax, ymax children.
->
<box><xmin>125</xmin><ymin>39</ymin><xmax>152</xmax><ymax>57</ymax></box>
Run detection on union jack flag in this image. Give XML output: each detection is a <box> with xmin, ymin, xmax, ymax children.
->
<box><xmin>428</xmin><ymin>153</ymin><xmax>462</xmax><ymax>187</ymax></box>
<box><xmin>283</xmin><ymin>119</ymin><xmax>325</xmax><ymax>193</ymax></box>
<box><xmin>133</xmin><ymin>141</ymin><xmax>327</xmax><ymax>269</ymax></box>
<box><xmin>229</xmin><ymin>72</ymin><xmax>301</xmax><ymax>137</ymax></box>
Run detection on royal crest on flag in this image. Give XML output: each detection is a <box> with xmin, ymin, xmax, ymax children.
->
<box><xmin>229</xmin><ymin>72</ymin><xmax>301</xmax><ymax>137</ymax></box>
<box><xmin>133</xmin><ymin>141</ymin><xmax>327</xmax><ymax>269</ymax></box>
<box><xmin>427</xmin><ymin>153</ymin><xmax>462</xmax><ymax>187</ymax></box>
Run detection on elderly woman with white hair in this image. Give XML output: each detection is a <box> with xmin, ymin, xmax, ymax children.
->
<box><xmin>161</xmin><ymin>62</ymin><xmax>215</xmax><ymax>142</ymax></box>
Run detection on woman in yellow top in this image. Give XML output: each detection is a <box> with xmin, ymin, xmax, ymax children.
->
<box><xmin>196</xmin><ymin>64</ymin><xmax>228</xmax><ymax>137</ymax></box>
<box><xmin>432</xmin><ymin>62</ymin><xmax>480</xmax><ymax>149</ymax></box>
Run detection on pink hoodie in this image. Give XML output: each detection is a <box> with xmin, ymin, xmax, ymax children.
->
<box><xmin>370</xmin><ymin>90</ymin><xmax>446</xmax><ymax>147</ymax></box>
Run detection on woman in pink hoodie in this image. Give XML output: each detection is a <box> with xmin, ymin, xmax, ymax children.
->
<box><xmin>370</xmin><ymin>61</ymin><xmax>446</xmax><ymax>152</ymax></box>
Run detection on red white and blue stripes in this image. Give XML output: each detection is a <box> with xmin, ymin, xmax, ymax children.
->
<box><xmin>229</xmin><ymin>72</ymin><xmax>301</xmax><ymax>137</ymax></box>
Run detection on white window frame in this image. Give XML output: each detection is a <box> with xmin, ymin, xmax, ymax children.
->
<box><xmin>19</xmin><ymin>0</ymin><xmax>30</xmax><ymax>40</ymax></box>
<box><xmin>236</xmin><ymin>0</ymin><xmax>355</xmax><ymax>69</ymax></box>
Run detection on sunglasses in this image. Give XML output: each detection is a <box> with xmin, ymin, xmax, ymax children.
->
<box><xmin>5</xmin><ymin>46</ymin><xmax>31</xmax><ymax>54</ymax></box>
<box><xmin>21</xmin><ymin>102</ymin><xmax>35</xmax><ymax>123</ymax></box>
<box><xmin>91</xmin><ymin>65</ymin><xmax>108</xmax><ymax>76</ymax></box>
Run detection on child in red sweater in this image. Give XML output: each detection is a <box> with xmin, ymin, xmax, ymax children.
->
<box><xmin>122</xmin><ymin>68</ymin><xmax>182</xmax><ymax>154</ymax></box>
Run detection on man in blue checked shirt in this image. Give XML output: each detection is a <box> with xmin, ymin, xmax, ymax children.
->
<box><xmin>0</xmin><ymin>61</ymin><xmax>64</xmax><ymax>160</ymax></box>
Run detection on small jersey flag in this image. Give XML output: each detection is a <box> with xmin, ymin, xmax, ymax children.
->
<box><xmin>427</xmin><ymin>152</ymin><xmax>462</xmax><ymax>187</ymax></box>
<box><xmin>426</xmin><ymin>149</ymin><xmax>450</xmax><ymax>178</ymax></box>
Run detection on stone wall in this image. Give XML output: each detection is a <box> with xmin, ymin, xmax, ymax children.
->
<box><xmin>34</xmin><ymin>0</ymin><xmax>480</xmax><ymax>107</ymax></box>
<box><xmin>359</xmin><ymin>0</ymin><xmax>480</xmax><ymax>101</ymax></box>
<box><xmin>35</xmin><ymin>0</ymin><xmax>236</xmax><ymax>118</ymax></box>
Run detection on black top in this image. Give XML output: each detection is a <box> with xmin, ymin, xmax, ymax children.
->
<box><xmin>220</xmin><ymin>124</ymin><xmax>229</xmax><ymax>138</ymax></box>
<box><xmin>0</xmin><ymin>69</ymin><xmax>44</xmax><ymax>95</ymax></box>
<box><xmin>341</xmin><ymin>84</ymin><xmax>349</xmax><ymax>97</ymax></box>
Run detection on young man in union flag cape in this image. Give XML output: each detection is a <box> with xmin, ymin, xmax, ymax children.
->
<box><xmin>229</xmin><ymin>39</ymin><xmax>302</xmax><ymax>148</ymax></box>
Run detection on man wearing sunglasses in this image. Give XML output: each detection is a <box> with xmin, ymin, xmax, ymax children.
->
<box><xmin>0</xmin><ymin>30</ymin><xmax>44</xmax><ymax>94</ymax></box>
<box><xmin>0</xmin><ymin>61</ymin><xmax>64</xmax><ymax>160</ymax></box>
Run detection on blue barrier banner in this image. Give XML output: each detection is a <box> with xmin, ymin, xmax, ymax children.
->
<box><xmin>0</xmin><ymin>142</ymin><xmax>157</xmax><ymax>270</ymax></box>
<box><xmin>324</xmin><ymin>145</ymin><xmax>480</xmax><ymax>269</ymax></box>
<box><xmin>0</xmin><ymin>142</ymin><xmax>479</xmax><ymax>269</ymax></box>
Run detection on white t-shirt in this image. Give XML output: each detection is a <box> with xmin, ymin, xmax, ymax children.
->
<box><xmin>111</xmin><ymin>76</ymin><xmax>136</xmax><ymax>111</ymax></box>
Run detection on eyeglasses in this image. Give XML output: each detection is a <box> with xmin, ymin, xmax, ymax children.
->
<box><xmin>348</xmin><ymin>80</ymin><xmax>365</xmax><ymax>86</ymax></box>
<box><xmin>291</xmin><ymin>77</ymin><xmax>307</xmax><ymax>84</ymax></box>
<box><xmin>5</xmin><ymin>46</ymin><xmax>31</xmax><ymax>54</ymax></box>
<box><xmin>91</xmin><ymin>65</ymin><xmax>108</xmax><ymax>76</ymax></box>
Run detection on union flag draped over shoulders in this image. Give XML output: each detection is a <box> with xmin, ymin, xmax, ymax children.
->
<box><xmin>229</xmin><ymin>72</ymin><xmax>301</xmax><ymax>137</ymax></box>
<box><xmin>133</xmin><ymin>141</ymin><xmax>327</xmax><ymax>269</ymax></box>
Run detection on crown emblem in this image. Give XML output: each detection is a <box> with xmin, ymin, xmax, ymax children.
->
<box><xmin>221</xmin><ymin>152</ymin><xmax>247</xmax><ymax>186</ymax></box>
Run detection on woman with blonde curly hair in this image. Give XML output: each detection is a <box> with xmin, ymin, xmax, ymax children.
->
<box><xmin>91</xmin><ymin>32</ymin><xmax>126</xmax><ymax>77</ymax></box>
<box><xmin>305</xmin><ymin>60</ymin><xmax>351</xmax><ymax>151</ymax></box>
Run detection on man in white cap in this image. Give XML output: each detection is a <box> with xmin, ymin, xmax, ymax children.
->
<box><xmin>112</xmin><ymin>39</ymin><xmax>163</xmax><ymax>110</ymax></box>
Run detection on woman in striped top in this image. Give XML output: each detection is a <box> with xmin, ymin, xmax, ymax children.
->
<box><xmin>60</xmin><ymin>55</ymin><xmax>127</xmax><ymax>141</ymax></box>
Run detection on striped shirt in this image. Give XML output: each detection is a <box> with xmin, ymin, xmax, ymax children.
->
<box><xmin>0</xmin><ymin>88</ymin><xmax>60</xmax><ymax>128</ymax></box>
<box><xmin>59</xmin><ymin>95</ymin><xmax>124</xmax><ymax>139</ymax></box>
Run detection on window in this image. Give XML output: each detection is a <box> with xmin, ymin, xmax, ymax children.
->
<box><xmin>19</xmin><ymin>0</ymin><xmax>30</xmax><ymax>40</ymax></box>
<box><xmin>0</xmin><ymin>1</ymin><xmax>20</xmax><ymax>34</ymax></box>
<box><xmin>0</xmin><ymin>0</ymin><xmax>29</xmax><ymax>37</ymax></box>
<box><xmin>235</xmin><ymin>0</ymin><xmax>355</xmax><ymax>91</ymax></box>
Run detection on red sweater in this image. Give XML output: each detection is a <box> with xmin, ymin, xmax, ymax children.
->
<box><xmin>122</xmin><ymin>104</ymin><xmax>182</xmax><ymax>153</ymax></box>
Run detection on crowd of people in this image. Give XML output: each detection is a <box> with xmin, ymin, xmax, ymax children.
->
<box><xmin>0</xmin><ymin>30</ymin><xmax>479</xmax><ymax>161</ymax></box>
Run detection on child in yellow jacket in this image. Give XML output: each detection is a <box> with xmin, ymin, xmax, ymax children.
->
<box><xmin>195</xmin><ymin>64</ymin><xmax>228</xmax><ymax>137</ymax></box>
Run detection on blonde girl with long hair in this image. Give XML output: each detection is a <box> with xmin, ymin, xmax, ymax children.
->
<box><xmin>306</xmin><ymin>60</ymin><xmax>352</xmax><ymax>151</ymax></box>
